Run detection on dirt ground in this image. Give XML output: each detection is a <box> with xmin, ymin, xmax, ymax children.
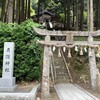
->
<box><xmin>77</xmin><ymin>83</ymin><xmax>100</xmax><ymax>99</ymax></box>
<box><xmin>88</xmin><ymin>90</ymin><xmax>100</xmax><ymax>99</ymax></box>
<box><xmin>36</xmin><ymin>86</ymin><xmax>59</xmax><ymax>100</ymax></box>
<box><xmin>15</xmin><ymin>81</ymin><xmax>38</xmax><ymax>93</ymax></box>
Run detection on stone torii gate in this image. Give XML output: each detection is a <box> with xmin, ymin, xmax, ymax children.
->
<box><xmin>34</xmin><ymin>0</ymin><xmax>100</xmax><ymax>97</ymax></box>
<box><xmin>34</xmin><ymin>27</ymin><xmax>100</xmax><ymax>97</ymax></box>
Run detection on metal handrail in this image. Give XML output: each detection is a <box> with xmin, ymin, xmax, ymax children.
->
<box><xmin>50</xmin><ymin>57</ymin><xmax>55</xmax><ymax>82</ymax></box>
<box><xmin>51</xmin><ymin>55</ymin><xmax>56</xmax><ymax>82</ymax></box>
<box><xmin>61</xmin><ymin>49</ymin><xmax>73</xmax><ymax>82</ymax></box>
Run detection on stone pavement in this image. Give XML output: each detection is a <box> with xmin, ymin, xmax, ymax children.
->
<box><xmin>54</xmin><ymin>83</ymin><xmax>99</xmax><ymax>100</ymax></box>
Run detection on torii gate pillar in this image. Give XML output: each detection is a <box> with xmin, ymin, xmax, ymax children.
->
<box><xmin>88</xmin><ymin>36</ymin><xmax>97</xmax><ymax>90</ymax></box>
<box><xmin>88</xmin><ymin>0</ymin><xmax>97</xmax><ymax>90</ymax></box>
<box><xmin>41</xmin><ymin>35</ymin><xmax>50</xmax><ymax>97</ymax></box>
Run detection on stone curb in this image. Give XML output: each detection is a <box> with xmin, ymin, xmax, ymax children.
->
<box><xmin>0</xmin><ymin>84</ymin><xmax>40</xmax><ymax>100</ymax></box>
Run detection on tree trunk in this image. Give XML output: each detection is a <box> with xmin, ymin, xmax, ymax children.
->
<box><xmin>1</xmin><ymin>0</ymin><xmax>6</xmax><ymax>22</ymax></box>
<box><xmin>75</xmin><ymin>0</ymin><xmax>79</xmax><ymax>31</ymax></box>
<box><xmin>18</xmin><ymin>0</ymin><xmax>21</xmax><ymax>24</ymax></box>
<box><xmin>87</xmin><ymin>0</ymin><xmax>94</xmax><ymax>31</ymax></box>
<box><xmin>28</xmin><ymin>0</ymin><xmax>30</xmax><ymax>18</ymax></box>
<box><xmin>7</xmin><ymin>0</ymin><xmax>13</xmax><ymax>23</ymax></box>
<box><xmin>67</xmin><ymin>0</ymin><xmax>70</xmax><ymax>30</ymax></box>
<box><xmin>95</xmin><ymin>0</ymin><xmax>98</xmax><ymax>30</ymax></box>
<box><xmin>37</xmin><ymin>0</ymin><xmax>40</xmax><ymax>22</ymax></box>
<box><xmin>72</xmin><ymin>0</ymin><xmax>75</xmax><ymax>27</ymax></box>
<box><xmin>20</xmin><ymin>0</ymin><xmax>25</xmax><ymax>22</ymax></box>
<box><xmin>15</xmin><ymin>0</ymin><xmax>19</xmax><ymax>23</ymax></box>
<box><xmin>79</xmin><ymin>0</ymin><xmax>84</xmax><ymax>31</ymax></box>
<box><xmin>25</xmin><ymin>0</ymin><xmax>28</xmax><ymax>20</ymax></box>
<box><xmin>63</xmin><ymin>0</ymin><xmax>67</xmax><ymax>30</ymax></box>
<box><xmin>98</xmin><ymin>0</ymin><xmax>100</xmax><ymax>29</ymax></box>
<box><xmin>13</xmin><ymin>0</ymin><xmax>15</xmax><ymax>23</ymax></box>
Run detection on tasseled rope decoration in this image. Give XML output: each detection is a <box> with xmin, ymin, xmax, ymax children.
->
<box><xmin>96</xmin><ymin>52</ymin><xmax>100</xmax><ymax>58</ymax></box>
<box><xmin>68</xmin><ymin>48</ymin><xmax>72</xmax><ymax>58</ymax></box>
<box><xmin>84</xmin><ymin>47</ymin><xmax>87</xmax><ymax>52</ymax></box>
<box><xmin>53</xmin><ymin>46</ymin><xmax>56</xmax><ymax>52</ymax></box>
<box><xmin>80</xmin><ymin>47</ymin><xmax>83</xmax><ymax>55</ymax></box>
<box><xmin>49</xmin><ymin>47</ymin><xmax>53</xmax><ymax>56</ymax></box>
<box><xmin>63</xmin><ymin>47</ymin><xmax>66</xmax><ymax>52</ymax></box>
<box><xmin>96</xmin><ymin>46</ymin><xmax>100</xmax><ymax>58</ymax></box>
<box><xmin>75</xmin><ymin>46</ymin><xmax>78</xmax><ymax>52</ymax></box>
<box><xmin>58</xmin><ymin>48</ymin><xmax>61</xmax><ymax>57</ymax></box>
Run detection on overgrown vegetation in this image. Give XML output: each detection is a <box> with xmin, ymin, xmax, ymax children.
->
<box><xmin>64</xmin><ymin>49</ymin><xmax>90</xmax><ymax>84</ymax></box>
<box><xmin>0</xmin><ymin>19</ymin><xmax>42</xmax><ymax>82</ymax></box>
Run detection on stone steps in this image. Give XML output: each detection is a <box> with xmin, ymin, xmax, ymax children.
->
<box><xmin>53</xmin><ymin>49</ymin><xmax>70</xmax><ymax>84</ymax></box>
<box><xmin>56</xmin><ymin>68</ymin><xmax>68</xmax><ymax>73</ymax></box>
<box><xmin>56</xmin><ymin>75</ymin><xmax>69</xmax><ymax>79</ymax></box>
<box><xmin>56</xmin><ymin>70</ymin><xmax>69</xmax><ymax>76</ymax></box>
<box><xmin>56</xmin><ymin>79</ymin><xmax>70</xmax><ymax>84</ymax></box>
<box><xmin>56</xmin><ymin>73</ymin><xmax>68</xmax><ymax>76</ymax></box>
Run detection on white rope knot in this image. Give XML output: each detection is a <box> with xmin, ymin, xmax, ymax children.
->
<box><xmin>58</xmin><ymin>48</ymin><xmax>61</xmax><ymax>57</ymax></box>
<box><xmin>68</xmin><ymin>48</ymin><xmax>72</xmax><ymax>58</ymax></box>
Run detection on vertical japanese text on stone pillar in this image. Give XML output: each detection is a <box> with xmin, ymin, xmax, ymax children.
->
<box><xmin>2</xmin><ymin>42</ymin><xmax>15</xmax><ymax>78</ymax></box>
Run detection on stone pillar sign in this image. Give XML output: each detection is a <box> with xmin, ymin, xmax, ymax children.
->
<box><xmin>0</xmin><ymin>42</ymin><xmax>16</xmax><ymax>91</ymax></box>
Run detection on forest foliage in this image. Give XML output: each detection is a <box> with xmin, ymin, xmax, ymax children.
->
<box><xmin>0</xmin><ymin>19</ymin><xmax>42</xmax><ymax>82</ymax></box>
<box><xmin>0</xmin><ymin>0</ymin><xmax>100</xmax><ymax>30</ymax></box>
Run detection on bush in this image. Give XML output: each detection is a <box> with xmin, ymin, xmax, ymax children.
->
<box><xmin>0</xmin><ymin>19</ymin><xmax>42</xmax><ymax>82</ymax></box>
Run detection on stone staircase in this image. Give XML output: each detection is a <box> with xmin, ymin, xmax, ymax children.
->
<box><xmin>53</xmin><ymin>49</ymin><xmax>71</xmax><ymax>83</ymax></box>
